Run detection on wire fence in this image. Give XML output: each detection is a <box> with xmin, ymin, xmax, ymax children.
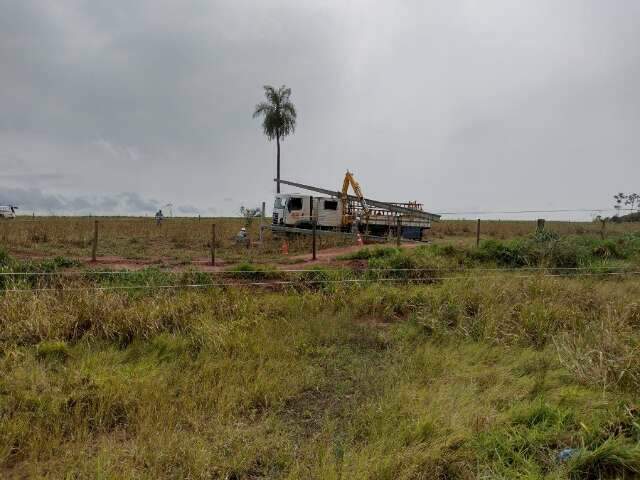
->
<box><xmin>0</xmin><ymin>265</ymin><xmax>637</xmax><ymax>276</ymax></box>
<box><xmin>2</xmin><ymin>269</ymin><xmax>639</xmax><ymax>294</ymax></box>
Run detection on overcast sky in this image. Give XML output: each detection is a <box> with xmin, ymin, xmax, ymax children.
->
<box><xmin>1</xmin><ymin>0</ymin><xmax>638</xmax><ymax>219</ymax></box>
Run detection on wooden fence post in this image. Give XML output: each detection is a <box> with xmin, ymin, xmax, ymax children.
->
<box><xmin>312</xmin><ymin>219</ymin><xmax>317</xmax><ymax>260</ymax></box>
<box><xmin>600</xmin><ymin>219</ymin><xmax>606</xmax><ymax>240</ymax></box>
<box><xmin>91</xmin><ymin>220</ymin><xmax>98</xmax><ymax>262</ymax></box>
<box><xmin>396</xmin><ymin>216</ymin><xmax>402</xmax><ymax>247</ymax></box>
<box><xmin>536</xmin><ymin>218</ymin><xmax>545</xmax><ymax>232</ymax></box>
<box><xmin>476</xmin><ymin>218</ymin><xmax>481</xmax><ymax>247</ymax></box>
<box><xmin>210</xmin><ymin>224</ymin><xmax>216</xmax><ymax>266</ymax></box>
<box><xmin>259</xmin><ymin>201</ymin><xmax>266</xmax><ymax>242</ymax></box>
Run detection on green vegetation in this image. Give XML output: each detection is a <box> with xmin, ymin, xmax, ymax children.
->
<box><xmin>2</xmin><ymin>231</ymin><xmax>640</xmax><ymax>477</ymax></box>
<box><xmin>2</xmin><ymin>217</ymin><xmax>639</xmax><ymax>267</ymax></box>
<box><xmin>346</xmin><ymin>233</ymin><xmax>640</xmax><ymax>274</ymax></box>
<box><xmin>2</xmin><ymin>273</ymin><xmax>640</xmax><ymax>478</ymax></box>
<box><xmin>224</xmin><ymin>262</ymin><xmax>283</xmax><ymax>280</ymax></box>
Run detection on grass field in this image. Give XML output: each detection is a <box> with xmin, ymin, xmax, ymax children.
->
<box><xmin>2</xmin><ymin>220</ymin><xmax>640</xmax><ymax>478</ymax></box>
<box><xmin>1</xmin><ymin>216</ymin><xmax>639</xmax><ymax>265</ymax></box>
<box><xmin>0</xmin><ymin>216</ymin><xmax>356</xmax><ymax>264</ymax></box>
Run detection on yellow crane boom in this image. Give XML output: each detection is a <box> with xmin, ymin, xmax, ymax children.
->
<box><xmin>341</xmin><ymin>171</ymin><xmax>369</xmax><ymax>225</ymax></box>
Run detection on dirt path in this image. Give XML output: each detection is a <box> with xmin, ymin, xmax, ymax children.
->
<box><xmin>12</xmin><ymin>242</ymin><xmax>422</xmax><ymax>271</ymax></box>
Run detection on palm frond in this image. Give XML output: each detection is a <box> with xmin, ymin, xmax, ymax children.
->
<box><xmin>253</xmin><ymin>102</ymin><xmax>273</xmax><ymax>118</ymax></box>
<box><xmin>253</xmin><ymin>84</ymin><xmax>297</xmax><ymax>140</ymax></box>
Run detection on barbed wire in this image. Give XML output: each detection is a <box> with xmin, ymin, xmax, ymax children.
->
<box><xmin>2</xmin><ymin>270</ymin><xmax>639</xmax><ymax>293</ymax></box>
<box><xmin>0</xmin><ymin>265</ymin><xmax>635</xmax><ymax>276</ymax></box>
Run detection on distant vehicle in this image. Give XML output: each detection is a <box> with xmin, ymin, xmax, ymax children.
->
<box><xmin>0</xmin><ymin>205</ymin><xmax>17</xmax><ymax>219</ymax></box>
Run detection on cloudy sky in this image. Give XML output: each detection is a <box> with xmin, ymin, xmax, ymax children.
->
<box><xmin>1</xmin><ymin>0</ymin><xmax>638</xmax><ymax>219</ymax></box>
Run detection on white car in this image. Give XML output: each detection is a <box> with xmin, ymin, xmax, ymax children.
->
<box><xmin>0</xmin><ymin>205</ymin><xmax>17</xmax><ymax>219</ymax></box>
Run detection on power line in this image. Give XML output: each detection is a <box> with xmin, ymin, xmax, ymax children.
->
<box><xmin>0</xmin><ymin>207</ymin><xmax>636</xmax><ymax>222</ymax></box>
<box><xmin>435</xmin><ymin>208</ymin><xmax>636</xmax><ymax>216</ymax></box>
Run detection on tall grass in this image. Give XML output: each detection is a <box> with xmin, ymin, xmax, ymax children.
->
<box><xmin>2</xmin><ymin>274</ymin><xmax>640</xmax><ymax>478</ymax></box>
<box><xmin>347</xmin><ymin>232</ymin><xmax>640</xmax><ymax>274</ymax></box>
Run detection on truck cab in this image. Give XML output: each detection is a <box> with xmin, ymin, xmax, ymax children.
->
<box><xmin>272</xmin><ymin>194</ymin><xmax>310</xmax><ymax>227</ymax></box>
<box><xmin>273</xmin><ymin>194</ymin><xmax>342</xmax><ymax>229</ymax></box>
<box><xmin>0</xmin><ymin>205</ymin><xmax>17</xmax><ymax>219</ymax></box>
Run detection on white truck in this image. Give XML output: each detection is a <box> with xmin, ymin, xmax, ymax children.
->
<box><xmin>0</xmin><ymin>205</ymin><xmax>17</xmax><ymax>219</ymax></box>
<box><xmin>272</xmin><ymin>194</ymin><xmax>343</xmax><ymax>229</ymax></box>
<box><xmin>272</xmin><ymin>172</ymin><xmax>440</xmax><ymax>240</ymax></box>
<box><xmin>272</xmin><ymin>193</ymin><xmax>436</xmax><ymax>240</ymax></box>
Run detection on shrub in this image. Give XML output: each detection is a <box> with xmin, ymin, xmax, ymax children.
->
<box><xmin>471</xmin><ymin>239</ymin><xmax>531</xmax><ymax>267</ymax></box>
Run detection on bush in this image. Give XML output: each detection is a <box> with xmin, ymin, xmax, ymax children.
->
<box><xmin>471</xmin><ymin>239</ymin><xmax>531</xmax><ymax>267</ymax></box>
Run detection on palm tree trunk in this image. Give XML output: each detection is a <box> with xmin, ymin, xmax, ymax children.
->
<box><xmin>276</xmin><ymin>133</ymin><xmax>281</xmax><ymax>194</ymax></box>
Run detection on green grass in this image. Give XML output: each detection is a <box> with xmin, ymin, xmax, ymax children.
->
<box><xmin>350</xmin><ymin>233</ymin><xmax>640</xmax><ymax>276</ymax></box>
<box><xmin>2</xmin><ymin>274</ymin><xmax>640</xmax><ymax>478</ymax></box>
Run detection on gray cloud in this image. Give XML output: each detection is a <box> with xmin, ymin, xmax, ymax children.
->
<box><xmin>177</xmin><ymin>205</ymin><xmax>200</xmax><ymax>214</ymax></box>
<box><xmin>0</xmin><ymin>187</ymin><xmax>165</xmax><ymax>215</ymax></box>
<box><xmin>1</xmin><ymin>0</ymin><xmax>639</xmax><ymax>219</ymax></box>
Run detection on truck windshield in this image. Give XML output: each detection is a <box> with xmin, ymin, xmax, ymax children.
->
<box><xmin>274</xmin><ymin>197</ymin><xmax>284</xmax><ymax>209</ymax></box>
<box><xmin>287</xmin><ymin>197</ymin><xmax>303</xmax><ymax>212</ymax></box>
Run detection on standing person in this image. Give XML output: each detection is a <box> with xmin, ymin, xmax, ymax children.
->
<box><xmin>155</xmin><ymin>209</ymin><xmax>164</xmax><ymax>226</ymax></box>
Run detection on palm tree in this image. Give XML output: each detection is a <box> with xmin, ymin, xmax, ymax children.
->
<box><xmin>253</xmin><ymin>85</ymin><xmax>297</xmax><ymax>193</ymax></box>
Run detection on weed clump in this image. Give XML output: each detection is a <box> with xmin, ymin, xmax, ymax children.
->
<box><xmin>225</xmin><ymin>262</ymin><xmax>282</xmax><ymax>280</ymax></box>
<box><xmin>35</xmin><ymin>340</ymin><xmax>70</xmax><ymax>362</ymax></box>
<box><xmin>568</xmin><ymin>437</ymin><xmax>640</xmax><ymax>479</ymax></box>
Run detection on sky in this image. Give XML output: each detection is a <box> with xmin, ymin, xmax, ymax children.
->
<box><xmin>1</xmin><ymin>0</ymin><xmax>639</xmax><ymax>219</ymax></box>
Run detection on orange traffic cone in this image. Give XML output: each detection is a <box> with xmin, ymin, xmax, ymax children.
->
<box><xmin>356</xmin><ymin>232</ymin><xmax>364</xmax><ymax>246</ymax></box>
<box><xmin>281</xmin><ymin>240</ymin><xmax>289</xmax><ymax>255</ymax></box>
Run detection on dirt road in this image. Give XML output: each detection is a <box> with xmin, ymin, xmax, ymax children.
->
<box><xmin>14</xmin><ymin>242</ymin><xmax>421</xmax><ymax>271</ymax></box>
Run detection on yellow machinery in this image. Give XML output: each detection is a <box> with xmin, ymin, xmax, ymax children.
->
<box><xmin>340</xmin><ymin>171</ymin><xmax>369</xmax><ymax>226</ymax></box>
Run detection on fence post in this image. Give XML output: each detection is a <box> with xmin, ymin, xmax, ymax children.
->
<box><xmin>210</xmin><ymin>224</ymin><xmax>216</xmax><ymax>266</ymax></box>
<box><xmin>476</xmin><ymin>219</ymin><xmax>481</xmax><ymax>247</ymax></box>
<box><xmin>91</xmin><ymin>220</ymin><xmax>98</xmax><ymax>262</ymax></box>
<box><xmin>312</xmin><ymin>219</ymin><xmax>317</xmax><ymax>260</ymax></box>
<box><xmin>396</xmin><ymin>216</ymin><xmax>402</xmax><ymax>247</ymax></box>
<box><xmin>600</xmin><ymin>218</ymin><xmax>606</xmax><ymax>240</ymax></box>
<box><xmin>259</xmin><ymin>201</ymin><xmax>266</xmax><ymax>242</ymax></box>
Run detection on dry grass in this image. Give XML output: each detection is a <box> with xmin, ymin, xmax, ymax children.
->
<box><xmin>428</xmin><ymin>219</ymin><xmax>640</xmax><ymax>245</ymax></box>
<box><xmin>0</xmin><ymin>216</ymin><xmax>353</xmax><ymax>264</ymax></box>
